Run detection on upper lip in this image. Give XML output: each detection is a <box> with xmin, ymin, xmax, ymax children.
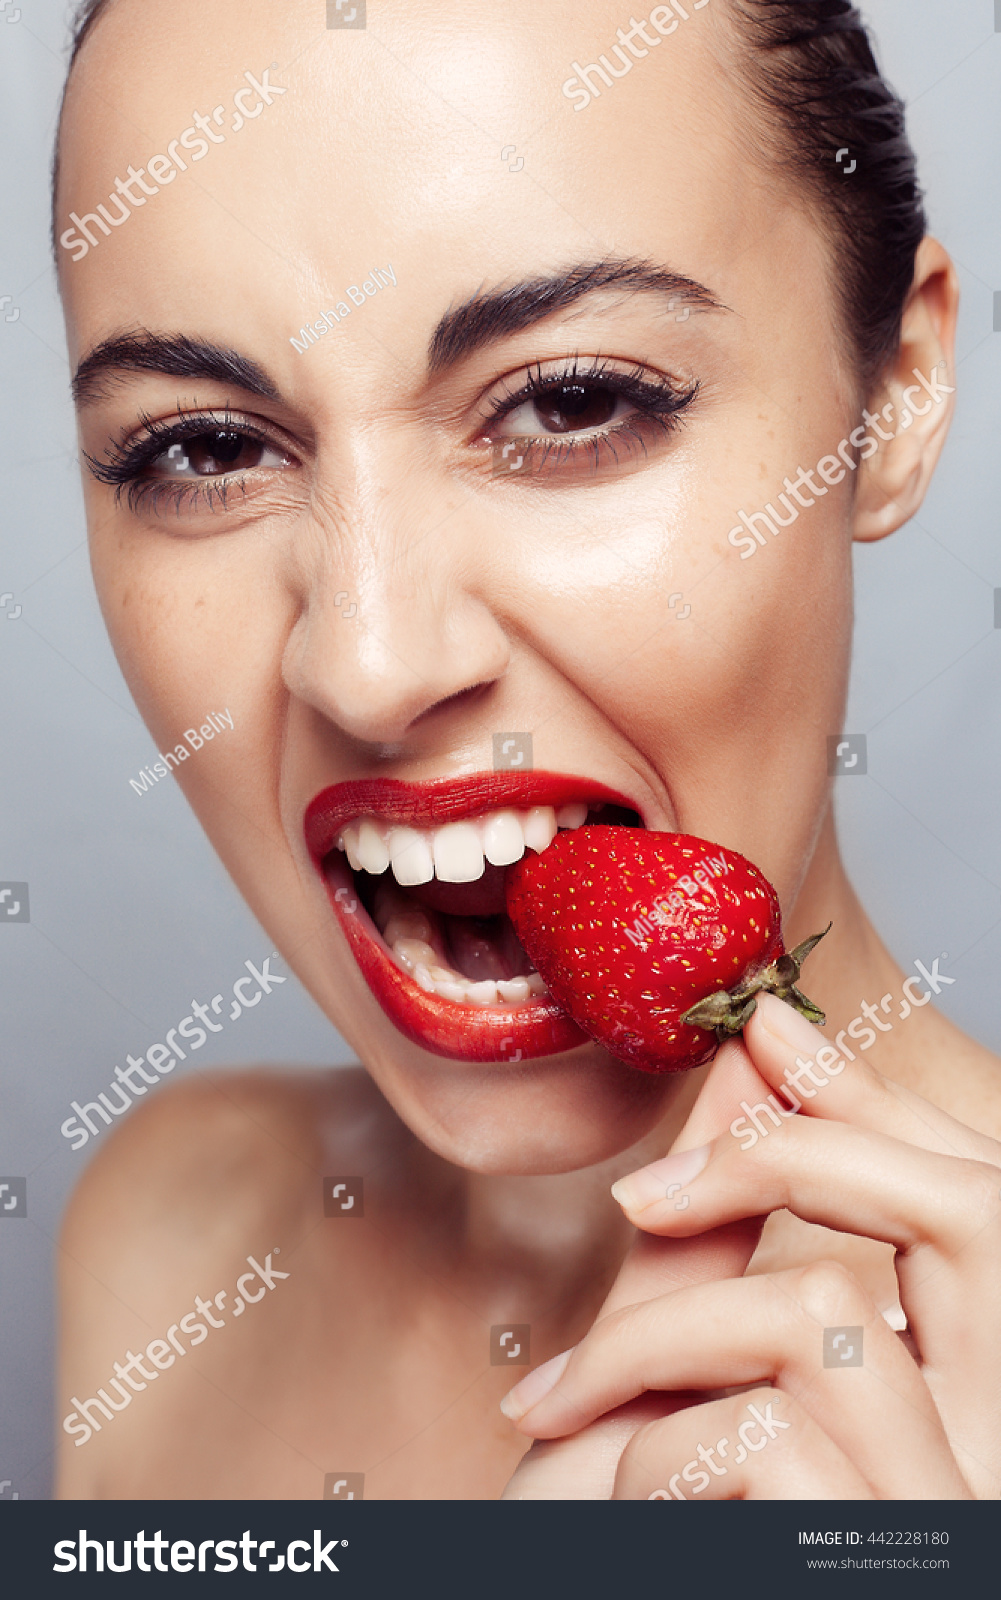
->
<box><xmin>304</xmin><ymin>772</ymin><xmax>641</xmax><ymax>861</ymax></box>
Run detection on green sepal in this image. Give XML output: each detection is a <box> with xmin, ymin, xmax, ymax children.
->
<box><xmin>681</xmin><ymin>922</ymin><xmax>831</xmax><ymax>1041</ymax></box>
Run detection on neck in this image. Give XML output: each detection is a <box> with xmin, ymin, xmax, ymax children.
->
<box><xmin>782</xmin><ymin>806</ymin><xmax>966</xmax><ymax>1099</ymax></box>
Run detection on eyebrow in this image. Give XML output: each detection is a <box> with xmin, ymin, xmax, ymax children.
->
<box><xmin>71</xmin><ymin>258</ymin><xmax>725</xmax><ymax>406</ymax></box>
<box><xmin>72</xmin><ymin>330</ymin><xmax>282</xmax><ymax>408</ymax></box>
<box><xmin>426</xmin><ymin>257</ymin><xmax>726</xmax><ymax>375</ymax></box>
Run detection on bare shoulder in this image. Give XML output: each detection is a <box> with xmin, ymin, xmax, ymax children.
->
<box><xmin>56</xmin><ymin>1064</ymin><xmax>396</xmax><ymax>1494</ymax></box>
<box><xmin>62</xmin><ymin>1064</ymin><xmax>383</xmax><ymax>1252</ymax></box>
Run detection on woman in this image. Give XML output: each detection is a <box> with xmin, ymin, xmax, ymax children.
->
<box><xmin>54</xmin><ymin>0</ymin><xmax>1000</xmax><ymax>1500</ymax></box>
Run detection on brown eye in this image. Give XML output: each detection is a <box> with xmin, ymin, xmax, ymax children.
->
<box><xmin>531</xmin><ymin>383</ymin><xmax>619</xmax><ymax>434</ymax></box>
<box><xmin>161</xmin><ymin>430</ymin><xmax>267</xmax><ymax>476</ymax></box>
<box><xmin>146</xmin><ymin>429</ymin><xmax>292</xmax><ymax>481</ymax></box>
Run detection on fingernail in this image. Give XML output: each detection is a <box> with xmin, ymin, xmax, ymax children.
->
<box><xmin>610</xmin><ymin>1143</ymin><xmax>711</xmax><ymax>1213</ymax></box>
<box><xmin>500</xmin><ymin>1347</ymin><xmax>573</xmax><ymax>1423</ymax></box>
<box><xmin>756</xmin><ymin>992</ymin><xmax>824</xmax><ymax>1054</ymax></box>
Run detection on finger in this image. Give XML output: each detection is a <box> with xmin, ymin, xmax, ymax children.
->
<box><xmin>673</xmin><ymin>1035</ymin><xmax>774</xmax><ymax>1150</ymax></box>
<box><xmin>746</xmin><ymin>993</ymin><xmax>1001</xmax><ymax>1166</ymax></box>
<box><xmin>611</xmin><ymin>1104</ymin><xmax>1001</xmax><ymax>1377</ymax></box>
<box><xmin>501</xmin><ymin>1393</ymin><xmax>692</xmax><ymax>1500</ymax></box>
<box><xmin>502</xmin><ymin>1264</ymin><xmax>970</xmax><ymax>1499</ymax></box>
<box><xmin>612</xmin><ymin>1388</ymin><xmax>873</xmax><ymax>1501</ymax></box>
<box><xmin>599</xmin><ymin>1038</ymin><xmax>765</xmax><ymax>1317</ymax></box>
<box><xmin>613</xmin><ymin>1076</ymin><xmax>1001</xmax><ymax>1497</ymax></box>
<box><xmin>610</xmin><ymin>1110</ymin><xmax>1001</xmax><ymax>1271</ymax></box>
<box><xmin>596</xmin><ymin>1217</ymin><xmax>763</xmax><ymax>1319</ymax></box>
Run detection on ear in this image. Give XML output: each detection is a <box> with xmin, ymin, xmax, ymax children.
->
<box><xmin>852</xmin><ymin>237</ymin><xmax>960</xmax><ymax>544</ymax></box>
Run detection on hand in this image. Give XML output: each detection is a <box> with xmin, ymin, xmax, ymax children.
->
<box><xmin>501</xmin><ymin>1044</ymin><xmax>769</xmax><ymax>1499</ymax></box>
<box><xmin>501</xmin><ymin>994</ymin><xmax>1001</xmax><ymax>1499</ymax></box>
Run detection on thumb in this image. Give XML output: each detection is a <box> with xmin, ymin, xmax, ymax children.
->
<box><xmin>598</xmin><ymin>1037</ymin><xmax>771</xmax><ymax>1315</ymax></box>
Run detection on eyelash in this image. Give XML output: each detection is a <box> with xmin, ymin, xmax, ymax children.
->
<box><xmin>484</xmin><ymin>356</ymin><xmax>699</xmax><ymax>476</ymax></box>
<box><xmin>86</xmin><ymin>358</ymin><xmax>699</xmax><ymax>519</ymax></box>
<box><xmin>85</xmin><ymin>407</ymin><xmax>287</xmax><ymax>516</ymax></box>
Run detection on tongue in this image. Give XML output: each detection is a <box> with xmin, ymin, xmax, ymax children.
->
<box><xmin>445</xmin><ymin>914</ymin><xmax>536</xmax><ymax>981</ymax></box>
<box><xmin>413</xmin><ymin>862</ymin><xmax>509</xmax><ymax>918</ymax></box>
<box><xmin>366</xmin><ymin>865</ymin><xmax>536</xmax><ymax>982</ymax></box>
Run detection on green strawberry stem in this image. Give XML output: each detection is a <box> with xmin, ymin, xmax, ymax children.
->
<box><xmin>680</xmin><ymin>922</ymin><xmax>832</xmax><ymax>1041</ymax></box>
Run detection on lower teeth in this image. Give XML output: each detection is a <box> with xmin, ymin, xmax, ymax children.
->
<box><xmin>395</xmin><ymin>940</ymin><xmax>547</xmax><ymax>1006</ymax></box>
<box><xmin>363</xmin><ymin>864</ymin><xmax>546</xmax><ymax>1006</ymax></box>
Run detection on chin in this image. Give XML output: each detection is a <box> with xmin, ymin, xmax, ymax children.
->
<box><xmin>360</xmin><ymin>1030</ymin><xmax>683</xmax><ymax>1177</ymax></box>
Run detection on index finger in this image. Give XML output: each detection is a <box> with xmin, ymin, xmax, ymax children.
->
<box><xmin>600</xmin><ymin>1038</ymin><xmax>767</xmax><ymax>1316</ymax></box>
<box><xmin>736</xmin><ymin>993</ymin><xmax>1000</xmax><ymax>1167</ymax></box>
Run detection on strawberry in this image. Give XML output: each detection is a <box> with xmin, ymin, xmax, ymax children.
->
<box><xmin>504</xmin><ymin>826</ymin><xmax>828</xmax><ymax>1073</ymax></box>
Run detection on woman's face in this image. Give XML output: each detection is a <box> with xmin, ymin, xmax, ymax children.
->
<box><xmin>58</xmin><ymin>0</ymin><xmax>856</xmax><ymax>1174</ymax></box>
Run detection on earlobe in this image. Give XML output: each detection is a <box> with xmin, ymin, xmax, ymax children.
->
<box><xmin>851</xmin><ymin>237</ymin><xmax>960</xmax><ymax>545</ymax></box>
<box><xmin>853</xmin><ymin>426</ymin><xmax>925</xmax><ymax>542</ymax></box>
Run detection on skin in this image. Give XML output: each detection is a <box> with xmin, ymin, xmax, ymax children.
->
<box><xmin>53</xmin><ymin>0</ymin><xmax>1001</xmax><ymax>1499</ymax></box>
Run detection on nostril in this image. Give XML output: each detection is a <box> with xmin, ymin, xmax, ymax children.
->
<box><xmin>410</xmin><ymin>680</ymin><xmax>495</xmax><ymax>726</ymax></box>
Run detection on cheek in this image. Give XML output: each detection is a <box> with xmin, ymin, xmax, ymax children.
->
<box><xmin>501</xmin><ymin>459</ymin><xmax>852</xmax><ymax>725</ymax></box>
<box><xmin>497</xmin><ymin>467</ymin><xmax>852</xmax><ymax>897</ymax></box>
<box><xmin>88</xmin><ymin>516</ymin><xmax>290</xmax><ymax>779</ymax></box>
<box><xmin>492</xmin><ymin>472</ymin><xmax>698</xmax><ymax>679</ymax></box>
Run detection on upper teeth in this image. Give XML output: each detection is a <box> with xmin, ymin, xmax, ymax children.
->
<box><xmin>337</xmin><ymin>801</ymin><xmax>590</xmax><ymax>884</ymax></box>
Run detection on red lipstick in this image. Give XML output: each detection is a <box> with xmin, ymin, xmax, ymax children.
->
<box><xmin>305</xmin><ymin>772</ymin><xmax>639</xmax><ymax>1062</ymax></box>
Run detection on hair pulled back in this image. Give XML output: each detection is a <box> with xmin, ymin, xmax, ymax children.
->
<box><xmin>57</xmin><ymin>0</ymin><xmax>925</xmax><ymax>394</ymax></box>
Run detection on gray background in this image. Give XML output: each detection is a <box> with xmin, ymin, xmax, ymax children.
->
<box><xmin>1</xmin><ymin>1</ymin><xmax>999</xmax><ymax>1499</ymax></box>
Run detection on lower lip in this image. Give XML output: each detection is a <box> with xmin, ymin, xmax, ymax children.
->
<box><xmin>318</xmin><ymin>851</ymin><xmax>587</xmax><ymax>1063</ymax></box>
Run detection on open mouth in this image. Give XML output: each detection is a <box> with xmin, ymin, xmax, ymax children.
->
<box><xmin>304</xmin><ymin>773</ymin><xmax>642</xmax><ymax>1062</ymax></box>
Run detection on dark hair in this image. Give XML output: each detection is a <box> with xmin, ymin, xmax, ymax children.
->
<box><xmin>730</xmin><ymin>0</ymin><xmax>926</xmax><ymax>395</ymax></box>
<box><xmin>55</xmin><ymin>0</ymin><xmax>925</xmax><ymax>395</ymax></box>
<box><xmin>66</xmin><ymin>0</ymin><xmax>106</xmax><ymax>55</ymax></box>
<box><xmin>50</xmin><ymin>0</ymin><xmax>115</xmax><ymax>260</ymax></box>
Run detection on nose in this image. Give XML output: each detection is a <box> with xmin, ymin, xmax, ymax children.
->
<box><xmin>282</xmin><ymin>507</ymin><xmax>512</xmax><ymax>747</ymax></box>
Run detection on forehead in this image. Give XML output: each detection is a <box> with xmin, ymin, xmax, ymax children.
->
<box><xmin>56</xmin><ymin>0</ymin><xmax>820</xmax><ymax>376</ymax></box>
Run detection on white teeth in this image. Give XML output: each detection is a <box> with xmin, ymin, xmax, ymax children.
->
<box><xmin>435</xmin><ymin>979</ymin><xmax>467</xmax><ymax>1003</ymax></box>
<box><xmin>497</xmin><ymin>975</ymin><xmax>530</xmax><ymax>1004</ymax></box>
<box><xmin>337</xmin><ymin>798</ymin><xmax>585</xmax><ymax>881</ymax></box>
<box><xmin>522</xmin><ymin>805</ymin><xmax>558</xmax><ymax>853</ymax></box>
<box><xmin>393</xmin><ymin>937</ymin><xmax>439</xmax><ymax>973</ymax></box>
<box><xmin>482</xmin><ymin>810</ymin><xmax>526</xmax><ymax>867</ymax></box>
<box><xmin>432</xmin><ymin>821</ymin><xmax>484</xmax><ymax>883</ymax></box>
<box><xmin>466</xmin><ymin>980</ymin><xmax>499</xmax><ymax>1005</ymax></box>
<box><xmin>341</xmin><ymin>824</ymin><xmax>363</xmax><ymax>871</ymax></box>
<box><xmin>388</xmin><ymin>827</ymin><xmax>434</xmax><ymax>887</ymax></box>
<box><xmin>555</xmin><ymin>801</ymin><xmax>588</xmax><ymax>829</ymax></box>
<box><xmin>356</xmin><ymin>818</ymin><xmax>390</xmax><ymax>874</ymax></box>
<box><xmin>335</xmin><ymin>797</ymin><xmax>575</xmax><ymax>1007</ymax></box>
<box><xmin>389</xmin><ymin>937</ymin><xmax>547</xmax><ymax>1008</ymax></box>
